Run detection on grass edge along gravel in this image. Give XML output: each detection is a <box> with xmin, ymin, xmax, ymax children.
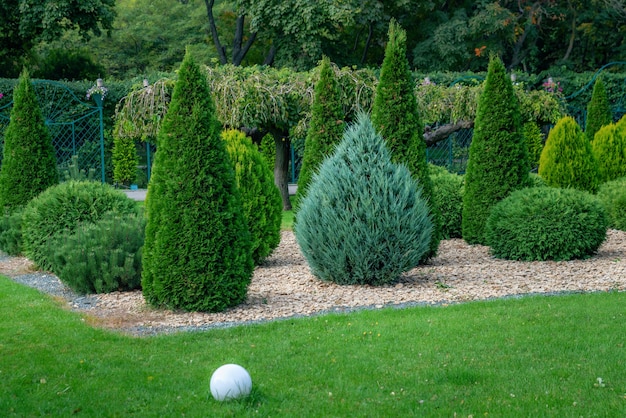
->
<box><xmin>1</xmin><ymin>276</ymin><xmax>625</xmax><ymax>416</ymax></box>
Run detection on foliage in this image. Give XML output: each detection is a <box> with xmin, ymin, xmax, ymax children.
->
<box><xmin>0</xmin><ymin>69</ymin><xmax>59</xmax><ymax>212</ymax></box>
<box><xmin>485</xmin><ymin>187</ymin><xmax>608</xmax><ymax>261</ymax></box>
<box><xmin>462</xmin><ymin>56</ymin><xmax>531</xmax><ymax>245</ymax></box>
<box><xmin>591</xmin><ymin>120</ymin><xmax>626</xmax><ymax>184</ymax></box>
<box><xmin>258</xmin><ymin>133</ymin><xmax>276</xmax><ymax>170</ymax></box>
<box><xmin>221</xmin><ymin>129</ymin><xmax>282</xmax><ymax>264</ymax></box>
<box><xmin>112</xmin><ymin>123</ymin><xmax>139</xmax><ymax>186</ymax></box>
<box><xmin>21</xmin><ymin>181</ymin><xmax>138</xmax><ymax>271</ymax></box>
<box><xmin>32</xmin><ymin>48</ymin><xmax>105</xmax><ymax>81</ymax></box>
<box><xmin>0</xmin><ymin>0</ymin><xmax>116</xmax><ymax>77</ymax></box>
<box><xmin>585</xmin><ymin>78</ymin><xmax>613</xmax><ymax>142</ymax></box>
<box><xmin>523</xmin><ymin>121</ymin><xmax>545</xmax><ymax>170</ymax></box>
<box><xmin>46</xmin><ymin>212</ymin><xmax>145</xmax><ymax>294</ymax></box>
<box><xmin>0</xmin><ymin>208</ymin><xmax>24</xmax><ymax>256</ymax></box>
<box><xmin>429</xmin><ymin>164</ymin><xmax>464</xmax><ymax>239</ymax></box>
<box><xmin>295</xmin><ymin>113</ymin><xmax>432</xmax><ymax>286</ymax></box>
<box><xmin>538</xmin><ymin>116</ymin><xmax>600</xmax><ymax>193</ymax></box>
<box><xmin>597</xmin><ymin>176</ymin><xmax>626</xmax><ymax>231</ymax></box>
<box><xmin>141</xmin><ymin>51</ymin><xmax>253</xmax><ymax>313</ymax></box>
<box><xmin>371</xmin><ymin>19</ymin><xmax>440</xmax><ymax>260</ymax></box>
<box><xmin>294</xmin><ymin>57</ymin><xmax>345</xmax><ymax>211</ymax></box>
<box><xmin>60</xmin><ymin>155</ymin><xmax>97</xmax><ymax>182</ymax></box>
<box><xmin>529</xmin><ymin>173</ymin><xmax>547</xmax><ymax>188</ymax></box>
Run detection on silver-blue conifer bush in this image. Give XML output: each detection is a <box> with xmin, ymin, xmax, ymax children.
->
<box><xmin>295</xmin><ymin>114</ymin><xmax>433</xmax><ymax>286</ymax></box>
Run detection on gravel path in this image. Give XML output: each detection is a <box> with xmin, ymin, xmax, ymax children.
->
<box><xmin>2</xmin><ymin>230</ymin><xmax>625</xmax><ymax>336</ymax></box>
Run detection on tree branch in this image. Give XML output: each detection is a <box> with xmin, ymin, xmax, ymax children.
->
<box><xmin>232</xmin><ymin>15</ymin><xmax>257</xmax><ymax>66</ymax></box>
<box><xmin>423</xmin><ymin>120</ymin><xmax>474</xmax><ymax>146</ymax></box>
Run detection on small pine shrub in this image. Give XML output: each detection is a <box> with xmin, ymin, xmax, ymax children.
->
<box><xmin>485</xmin><ymin>187</ymin><xmax>608</xmax><ymax>261</ymax></box>
<box><xmin>0</xmin><ymin>69</ymin><xmax>59</xmax><ymax>211</ymax></box>
<box><xmin>462</xmin><ymin>55</ymin><xmax>531</xmax><ymax>245</ymax></box>
<box><xmin>222</xmin><ymin>129</ymin><xmax>282</xmax><ymax>264</ymax></box>
<box><xmin>523</xmin><ymin>121</ymin><xmax>544</xmax><ymax>170</ymax></box>
<box><xmin>295</xmin><ymin>113</ymin><xmax>433</xmax><ymax>286</ymax></box>
<box><xmin>21</xmin><ymin>181</ymin><xmax>138</xmax><ymax>270</ymax></box>
<box><xmin>46</xmin><ymin>212</ymin><xmax>145</xmax><ymax>294</ymax></box>
<box><xmin>585</xmin><ymin>77</ymin><xmax>612</xmax><ymax>142</ymax></box>
<box><xmin>429</xmin><ymin>164</ymin><xmax>464</xmax><ymax>239</ymax></box>
<box><xmin>538</xmin><ymin>116</ymin><xmax>599</xmax><ymax>193</ymax></box>
<box><xmin>597</xmin><ymin>176</ymin><xmax>626</xmax><ymax>231</ymax></box>
<box><xmin>141</xmin><ymin>51</ymin><xmax>253</xmax><ymax>312</ymax></box>
<box><xmin>294</xmin><ymin>56</ymin><xmax>345</xmax><ymax>211</ymax></box>
<box><xmin>592</xmin><ymin>122</ymin><xmax>626</xmax><ymax>184</ymax></box>
<box><xmin>371</xmin><ymin>19</ymin><xmax>441</xmax><ymax>259</ymax></box>
<box><xmin>0</xmin><ymin>208</ymin><xmax>24</xmax><ymax>256</ymax></box>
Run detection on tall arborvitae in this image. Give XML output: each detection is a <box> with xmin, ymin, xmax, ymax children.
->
<box><xmin>293</xmin><ymin>56</ymin><xmax>345</xmax><ymax>212</ymax></box>
<box><xmin>585</xmin><ymin>77</ymin><xmax>612</xmax><ymax>142</ymax></box>
<box><xmin>0</xmin><ymin>69</ymin><xmax>58</xmax><ymax>211</ymax></box>
<box><xmin>539</xmin><ymin>116</ymin><xmax>599</xmax><ymax>193</ymax></box>
<box><xmin>461</xmin><ymin>55</ymin><xmax>531</xmax><ymax>245</ymax></box>
<box><xmin>371</xmin><ymin>19</ymin><xmax>441</xmax><ymax>260</ymax></box>
<box><xmin>141</xmin><ymin>51</ymin><xmax>253</xmax><ymax>312</ymax></box>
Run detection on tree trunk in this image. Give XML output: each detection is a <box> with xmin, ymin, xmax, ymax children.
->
<box><xmin>423</xmin><ymin>120</ymin><xmax>474</xmax><ymax>146</ymax></box>
<box><xmin>263</xmin><ymin>46</ymin><xmax>277</xmax><ymax>66</ymax></box>
<box><xmin>204</xmin><ymin>0</ymin><xmax>227</xmax><ymax>65</ymax></box>
<box><xmin>271</xmin><ymin>128</ymin><xmax>292</xmax><ymax>210</ymax></box>
<box><xmin>561</xmin><ymin>6</ymin><xmax>577</xmax><ymax>62</ymax></box>
<box><xmin>232</xmin><ymin>15</ymin><xmax>257</xmax><ymax>66</ymax></box>
<box><xmin>360</xmin><ymin>23</ymin><xmax>374</xmax><ymax>65</ymax></box>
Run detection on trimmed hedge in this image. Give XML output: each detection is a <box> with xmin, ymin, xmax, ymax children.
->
<box><xmin>21</xmin><ymin>181</ymin><xmax>138</xmax><ymax>270</ymax></box>
<box><xmin>0</xmin><ymin>208</ymin><xmax>24</xmax><ymax>256</ymax></box>
<box><xmin>485</xmin><ymin>187</ymin><xmax>608</xmax><ymax>261</ymax></box>
<box><xmin>295</xmin><ymin>113</ymin><xmax>432</xmax><ymax>286</ymax></box>
<box><xmin>597</xmin><ymin>176</ymin><xmax>626</xmax><ymax>231</ymax></box>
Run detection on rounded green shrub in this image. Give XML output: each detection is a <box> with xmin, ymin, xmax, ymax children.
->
<box><xmin>538</xmin><ymin>116</ymin><xmax>599</xmax><ymax>193</ymax></box>
<box><xmin>0</xmin><ymin>69</ymin><xmax>59</xmax><ymax>211</ymax></box>
<box><xmin>21</xmin><ymin>181</ymin><xmax>138</xmax><ymax>270</ymax></box>
<box><xmin>529</xmin><ymin>173</ymin><xmax>547</xmax><ymax>188</ymax></box>
<box><xmin>597</xmin><ymin>176</ymin><xmax>626</xmax><ymax>231</ymax></box>
<box><xmin>372</xmin><ymin>19</ymin><xmax>441</xmax><ymax>261</ymax></box>
<box><xmin>462</xmin><ymin>56</ymin><xmax>531</xmax><ymax>245</ymax></box>
<box><xmin>141</xmin><ymin>51</ymin><xmax>253</xmax><ymax>312</ymax></box>
<box><xmin>591</xmin><ymin>121</ymin><xmax>626</xmax><ymax>184</ymax></box>
<box><xmin>429</xmin><ymin>164</ymin><xmax>464</xmax><ymax>239</ymax></box>
<box><xmin>295</xmin><ymin>113</ymin><xmax>433</xmax><ymax>286</ymax></box>
<box><xmin>222</xmin><ymin>129</ymin><xmax>282</xmax><ymax>264</ymax></box>
<box><xmin>47</xmin><ymin>212</ymin><xmax>145</xmax><ymax>294</ymax></box>
<box><xmin>485</xmin><ymin>187</ymin><xmax>608</xmax><ymax>261</ymax></box>
<box><xmin>0</xmin><ymin>208</ymin><xmax>24</xmax><ymax>256</ymax></box>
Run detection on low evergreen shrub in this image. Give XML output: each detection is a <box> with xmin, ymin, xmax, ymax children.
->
<box><xmin>295</xmin><ymin>114</ymin><xmax>433</xmax><ymax>286</ymax></box>
<box><xmin>0</xmin><ymin>208</ymin><xmax>24</xmax><ymax>256</ymax></box>
<box><xmin>485</xmin><ymin>187</ymin><xmax>608</xmax><ymax>261</ymax></box>
<box><xmin>597</xmin><ymin>177</ymin><xmax>626</xmax><ymax>231</ymax></box>
<box><xmin>429</xmin><ymin>164</ymin><xmax>464</xmax><ymax>239</ymax></box>
<box><xmin>46</xmin><ymin>212</ymin><xmax>145</xmax><ymax>294</ymax></box>
<box><xmin>591</xmin><ymin>121</ymin><xmax>626</xmax><ymax>184</ymax></box>
<box><xmin>222</xmin><ymin>129</ymin><xmax>282</xmax><ymax>264</ymax></box>
<box><xmin>21</xmin><ymin>181</ymin><xmax>138</xmax><ymax>270</ymax></box>
<box><xmin>538</xmin><ymin>116</ymin><xmax>599</xmax><ymax>193</ymax></box>
<box><xmin>529</xmin><ymin>173</ymin><xmax>547</xmax><ymax>188</ymax></box>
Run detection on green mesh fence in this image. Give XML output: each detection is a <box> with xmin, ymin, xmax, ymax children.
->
<box><xmin>426</xmin><ymin>128</ymin><xmax>473</xmax><ymax>174</ymax></box>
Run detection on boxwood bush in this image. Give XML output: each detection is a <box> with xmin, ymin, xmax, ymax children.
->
<box><xmin>485</xmin><ymin>187</ymin><xmax>608</xmax><ymax>261</ymax></box>
<box><xmin>597</xmin><ymin>176</ymin><xmax>626</xmax><ymax>231</ymax></box>
<box><xmin>46</xmin><ymin>212</ymin><xmax>145</xmax><ymax>294</ymax></box>
<box><xmin>21</xmin><ymin>181</ymin><xmax>138</xmax><ymax>270</ymax></box>
<box><xmin>295</xmin><ymin>113</ymin><xmax>432</xmax><ymax>286</ymax></box>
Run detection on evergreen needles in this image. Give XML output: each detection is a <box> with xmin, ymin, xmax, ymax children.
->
<box><xmin>141</xmin><ymin>51</ymin><xmax>253</xmax><ymax>312</ymax></box>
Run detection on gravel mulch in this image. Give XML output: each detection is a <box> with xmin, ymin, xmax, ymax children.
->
<box><xmin>2</xmin><ymin>230</ymin><xmax>625</xmax><ymax>337</ymax></box>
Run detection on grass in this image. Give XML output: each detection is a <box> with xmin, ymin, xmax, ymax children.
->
<box><xmin>1</xmin><ymin>276</ymin><xmax>625</xmax><ymax>416</ymax></box>
<box><xmin>281</xmin><ymin>209</ymin><xmax>294</xmax><ymax>230</ymax></box>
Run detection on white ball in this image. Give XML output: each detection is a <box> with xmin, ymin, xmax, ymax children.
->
<box><xmin>210</xmin><ymin>364</ymin><xmax>252</xmax><ymax>401</ymax></box>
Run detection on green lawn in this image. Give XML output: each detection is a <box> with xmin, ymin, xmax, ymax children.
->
<box><xmin>281</xmin><ymin>209</ymin><xmax>294</xmax><ymax>230</ymax></box>
<box><xmin>1</xmin><ymin>276</ymin><xmax>625</xmax><ymax>416</ymax></box>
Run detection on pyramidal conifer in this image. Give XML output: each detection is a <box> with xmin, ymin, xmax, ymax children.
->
<box><xmin>141</xmin><ymin>51</ymin><xmax>253</xmax><ymax>312</ymax></box>
<box><xmin>585</xmin><ymin>77</ymin><xmax>612</xmax><ymax>142</ymax></box>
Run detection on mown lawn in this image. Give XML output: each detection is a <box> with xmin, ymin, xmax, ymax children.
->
<box><xmin>1</xmin><ymin>276</ymin><xmax>625</xmax><ymax>417</ymax></box>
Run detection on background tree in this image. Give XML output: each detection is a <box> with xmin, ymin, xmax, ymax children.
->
<box><xmin>462</xmin><ymin>55</ymin><xmax>530</xmax><ymax>245</ymax></box>
<box><xmin>538</xmin><ymin>116</ymin><xmax>599</xmax><ymax>193</ymax></box>
<box><xmin>293</xmin><ymin>57</ymin><xmax>345</xmax><ymax>211</ymax></box>
<box><xmin>0</xmin><ymin>0</ymin><xmax>116</xmax><ymax>77</ymax></box>
<box><xmin>141</xmin><ymin>51</ymin><xmax>253</xmax><ymax>312</ymax></box>
<box><xmin>371</xmin><ymin>19</ymin><xmax>441</xmax><ymax>260</ymax></box>
<box><xmin>585</xmin><ymin>77</ymin><xmax>613</xmax><ymax>142</ymax></box>
<box><xmin>0</xmin><ymin>69</ymin><xmax>58</xmax><ymax>211</ymax></box>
